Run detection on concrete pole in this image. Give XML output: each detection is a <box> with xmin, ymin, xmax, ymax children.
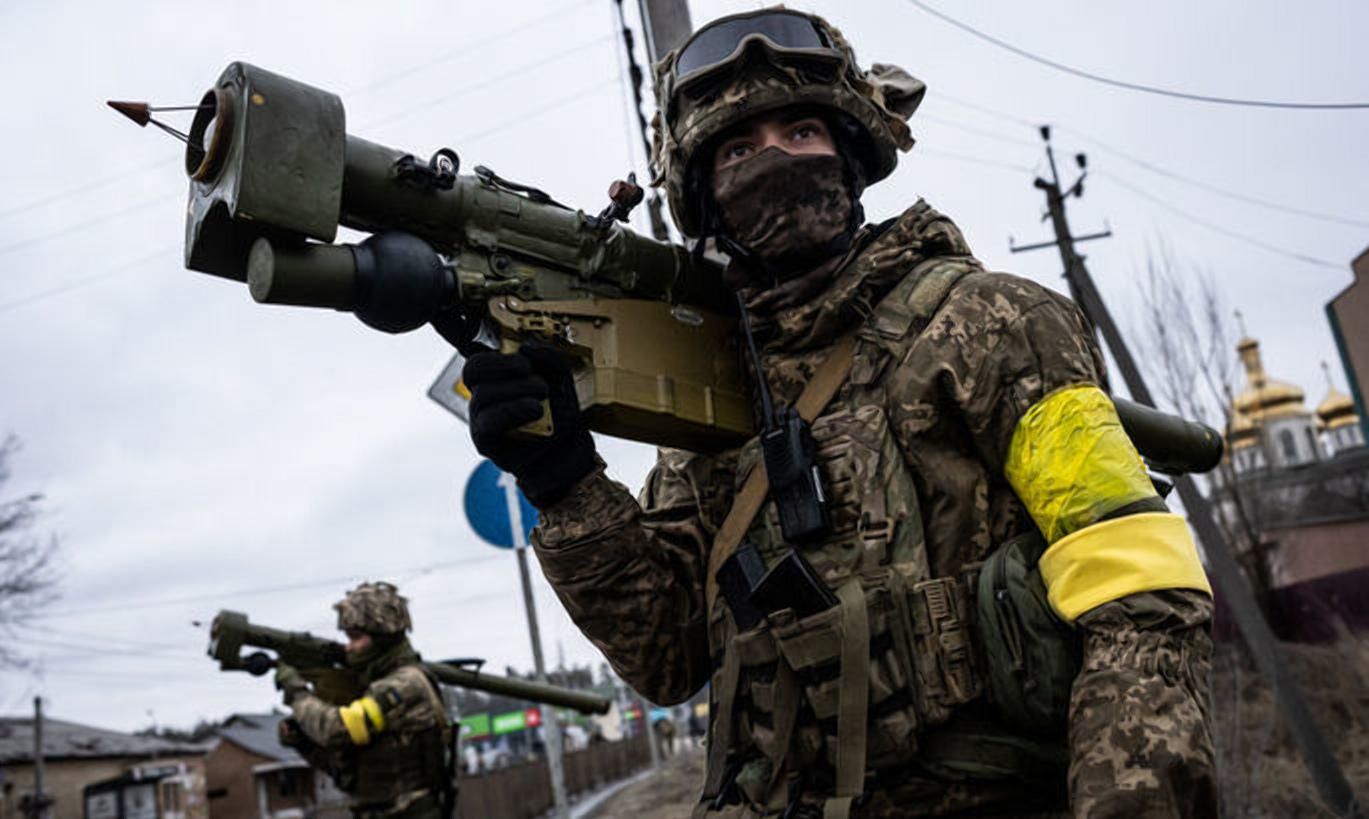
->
<box><xmin>500</xmin><ymin>472</ymin><xmax>570</xmax><ymax>819</ymax></box>
<box><xmin>638</xmin><ymin>692</ymin><xmax>661</xmax><ymax>771</ymax></box>
<box><xmin>635</xmin><ymin>0</ymin><xmax>693</xmax><ymax>66</ymax></box>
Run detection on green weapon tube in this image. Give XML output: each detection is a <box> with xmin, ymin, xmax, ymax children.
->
<box><xmin>1115</xmin><ymin>398</ymin><xmax>1224</xmax><ymax>475</ymax></box>
<box><xmin>208</xmin><ymin>610</ymin><xmax>611</xmax><ymax>714</ymax></box>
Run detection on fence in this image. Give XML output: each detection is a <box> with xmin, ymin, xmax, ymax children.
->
<box><xmin>458</xmin><ymin>734</ymin><xmax>652</xmax><ymax>819</ymax></box>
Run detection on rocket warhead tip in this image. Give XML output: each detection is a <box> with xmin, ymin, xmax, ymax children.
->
<box><xmin>107</xmin><ymin>101</ymin><xmax>151</xmax><ymax>127</ymax></box>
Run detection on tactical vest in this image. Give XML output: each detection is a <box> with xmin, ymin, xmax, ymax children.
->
<box><xmin>701</xmin><ymin>259</ymin><xmax>1074</xmax><ymax>816</ymax></box>
<box><xmin>347</xmin><ymin>667</ymin><xmax>451</xmax><ymax>819</ymax></box>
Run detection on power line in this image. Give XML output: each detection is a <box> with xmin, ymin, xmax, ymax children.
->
<box><xmin>344</xmin><ymin>0</ymin><xmax>598</xmax><ymax>98</ymax></box>
<box><xmin>917</xmin><ymin>146</ymin><xmax>1035</xmax><ymax>174</ymax></box>
<box><xmin>919</xmin><ymin>112</ymin><xmax>1040</xmax><ymax>149</ymax></box>
<box><xmin>7</xmin><ymin>634</ymin><xmax>200</xmax><ymax>663</ymax></box>
<box><xmin>361</xmin><ymin>35</ymin><xmax>613</xmax><ymax>131</ymax></box>
<box><xmin>33</xmin><ymin>553</ymin><xmax>506</xmax><ymax>620</ymax></box>
<box><xmin>0</xmin><ymin>246</ymin><xmax>179</xmax><ymax>313</ymax></box>
<box><xmin>929</xmin><ymin>94</ymin><xmax>1369</xmax><ymax>228</ymax></box>
<box><xmin>19</xmin><ymin>622</ymin><xmax>191</xmax><ymax>652</ymax></box>
<box><xmin>0</xmin><ymin>36</ymin><xmax>615</xmax><ymax>260</ymax></box>
<box><xmin>1095</xmin><ymin>169</ymin><xmax>1346</xmax><ymax>270</ymax></box>
<box><xmin>0</xmin><ymin>192</ymin><xmax>174</xmax><ymax>256</ymax></box>
<box><xmin>455</xmin><ymin>77</ymin><xmax>618</xmax><ymax>145</ymax></box>
<box><xmin>1058</xmin><ymin>126</ymin><xmax>1369</xmax><ymax>229</ymax></box>
<box><xmin>934</xmin><ymin>92</ymin><xmax>1037</xmax><ymax>129</ymax></box>
<box><xmin>0</xmin><ymin>77</ymin><xmax>616</xmax><ymax>314</ymax></box>
<box><xmin>0</xmin><ymin>2</ymin><xmax>600</xmax><ymax>223</ymax></box>
<box><xmin>0</xmin><ymin>157</ymin><xmax>177</xmax><ymax>222</ymax></box>
<box><xmin>903</xmin><ymin>0</ymin><xmax>1369</xmax><ymax>110</ymax></box>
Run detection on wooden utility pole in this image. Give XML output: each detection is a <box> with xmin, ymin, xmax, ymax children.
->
<box><xmin>25</xmin><ymin>697</ymin><xmax>50</xmax><ymax>819</ymax></box>
<box><xmin>1012</xmin><ymin>126</ymin><xmax>1362</xmax><ymax>819</ymax></box>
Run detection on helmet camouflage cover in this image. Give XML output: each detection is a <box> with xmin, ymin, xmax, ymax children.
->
<box><xmin>335</xmin><ymin>581</ymin><xmax>412</xmax><ymax>635</ymax></box>
<box><xmin>651</xmin><ymin>8</ymin><xmax>926</xmax><ymax>237</ymax></box>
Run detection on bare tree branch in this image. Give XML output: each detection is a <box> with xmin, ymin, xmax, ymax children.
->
<box><xmin>1132</xmin><ymin>241</ymin><xmax>1272</xmax><ymax>596</ymax></box>
<box><xmin>0</xmin><ymin>434</ymin><xmax>61</xmax><ymax>668</ymax></box>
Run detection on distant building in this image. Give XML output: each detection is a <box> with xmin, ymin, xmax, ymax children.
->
<box><xmin>204</xmin><ymin>714</ymin><xmax>346</xmax><ymax>819</ymax></box>
<box><xmin>0</xmin><ymin>717</ymin><xmax>207</xmax><ymax>819</ymax></box>
<box><xmin>83</xmin><ymin>763</ymin><xmax>201</xmax><ymax>819</ymax></box>
<box><xmin>1213</xmin><ymin>334</ymin><xmax>1369</xmax><ymax>640</ymax></box>
<box><xmin>1325</xmin><ymin>245</ymin><xmax>1369</xmax><ymax>445</ymax></box>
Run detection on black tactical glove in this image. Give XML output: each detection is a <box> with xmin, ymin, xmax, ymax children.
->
<box><xmin>463</xmin><ymin>343</ymin><xmax>596</xmax><ymax>507</ymax></box>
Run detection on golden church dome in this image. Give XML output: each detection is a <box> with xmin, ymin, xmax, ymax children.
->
<box><xmin>1231</xmin><ymin>336</ymin><xmax>1307</xmax><ymax>422</ymax></box>
<box><xmin>1317</xmin><ymin>385</ymin><xmax>1358</xmax><ymax>431</ymax></box>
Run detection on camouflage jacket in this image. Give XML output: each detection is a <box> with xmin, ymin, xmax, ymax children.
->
<box><xmin>533</xmin><ymin>201</ymin><xmax>1216</xmax><ymax>817</ymax></box>
<box><xmin>289</xmin><ymin>655</ymin><xmax>449</xmax><ymax>819</ymax></box>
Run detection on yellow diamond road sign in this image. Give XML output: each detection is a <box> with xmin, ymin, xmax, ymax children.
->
<box><xmin>428</xmin><ymin>352</ymin><xmax>471</xmax><ymax>423</ymax></box>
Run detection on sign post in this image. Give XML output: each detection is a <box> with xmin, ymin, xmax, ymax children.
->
<box><xmin>463</xmin><ymin>460</ymin><xmax>569</xmax><ymax>819</ymax></box>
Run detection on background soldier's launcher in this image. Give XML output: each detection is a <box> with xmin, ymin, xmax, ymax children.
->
<box><xmin>111</xmin><ymin>62</ymin><xmax>1223</xmax><ymax>473</ymax></box>
<box><xmin>209</xmin><ymin>609</ymin><xmax>612</xmax><ymax>714</ymax></box>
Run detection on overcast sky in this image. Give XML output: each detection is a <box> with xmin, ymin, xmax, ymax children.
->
<box><xmin>1</xmin><ymin>0</ymin><xmax>1365</xmax><ymax>731</ymax></box>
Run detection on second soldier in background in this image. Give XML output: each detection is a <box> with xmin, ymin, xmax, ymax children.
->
<box><xmin>276</xmin><ymin>583</ymin><xmax>455</xmax><ymax>819</ymax></box>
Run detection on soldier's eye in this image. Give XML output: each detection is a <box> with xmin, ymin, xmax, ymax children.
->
<box><xmin>723</xmin><ymin>142</ymin><xmax>752</xmax><ymax>161</ymax></box>
<box><xmin>791</xmin><ymin>120</ymin><xmax>827</xmax><ymax>143</ymax></box>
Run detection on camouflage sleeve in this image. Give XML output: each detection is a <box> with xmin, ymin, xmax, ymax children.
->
<box><xmin>1068</xmin><ymin>589</ymin><xmax>1218</xmax><ymax>818</ymax></box>
<box><xmin>926</xmin><ymin>275</ymin><xmax>1217</xmax><ymax>814</ymax></box>
<box><xmin>940</xmin><ymin>274</ymin><xmax>1107</xmax><ymax>470</ymax></box>
<box><xmin>289</xmin><ymin>691</ymin><xmax>354</xmax><ymax>750</ymax></box>
<box><xmin>363</xmin><ymin>665</ymin><xmax>447</xmax><ymax>735</ymax></box>
<box><xmin>532</xmin><ymin>451</ymin><xmax>735</xmax><ymax>704</ymax></box>
<box><xmin>290</xmin><ymin>665</ymin><xmax>442</xmax><ymax>750</ymax></box>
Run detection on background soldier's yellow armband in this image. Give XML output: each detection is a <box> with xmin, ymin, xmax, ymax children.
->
<box><xmin>338</xmin><ymin>696</ymin><xmax>386</xmax><ymax>745</ymax></box>
<box><xmin>1039</xmin><ymin>513</ymin><xmax>1211</xmax><ymax>622</ymax></box>
<box><xmin>1005</xmin><ymin>385</ymin><xmax>1155</xmax><ymax>542</ymax></box>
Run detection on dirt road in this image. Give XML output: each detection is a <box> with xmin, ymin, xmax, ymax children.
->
<box><xmin>591</xmin><ymin>745</ymin><xmax>705</xmax><ymax>819</ymax></box>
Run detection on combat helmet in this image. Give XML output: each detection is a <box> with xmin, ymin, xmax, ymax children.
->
<box><xmin>335</xmin><ymin>581</ymin><xmax>412</xmax><ymax>636</ymax></box>
<box><xmin>651</xmin><ymin>8</ymin><xmax>926</xmax><ymax>238</ymax></box>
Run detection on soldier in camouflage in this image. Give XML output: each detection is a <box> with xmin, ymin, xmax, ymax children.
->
<box><xmin>275</xmin><ymin>583</ymin><xmax>453</xmax><ymax>819</ymax></box>
<box><xmin>461</xmin><ymin>8</ymin><xmax>1216</xmax><ymax>817</ymax></box>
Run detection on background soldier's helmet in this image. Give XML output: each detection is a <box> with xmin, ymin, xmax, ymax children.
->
<box><xmin>334</xmin><ymin>581</ymin><xmax>413</xmax><ymax>636</ymax></box>
<box><xmin>650</xmin><ymin>8</ymin><xmax>927</xmax><ymax>238</ymax></box>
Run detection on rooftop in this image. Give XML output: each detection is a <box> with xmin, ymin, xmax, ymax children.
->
<box><xmin>216</xmin><ymin>712</ymin><xmax>305</xmax><ymax>765</ymax></box>
<box><xmin>0</xmin><ymin>717</ymin><xmax>207</xmax><ymax>764</ymax></box>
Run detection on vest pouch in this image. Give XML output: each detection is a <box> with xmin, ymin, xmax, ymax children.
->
<box><xmin>732</xmin><ymin>624</ymin><xmax>787</xmax><ymax>762</ymax></box>
<box><xmin>975</xmin><ymin>529</ymin><xmax>1081</xmax><ymax>735</ymax></box>
<box><xmin>898</xmin><ymin>572</ymin><xmax>983</xmax><ymax>728</ymax></box>
<box><xmin>768</xmin><ymin>569</ymin><xmax>921</xmax><ymax>771</ymax></box>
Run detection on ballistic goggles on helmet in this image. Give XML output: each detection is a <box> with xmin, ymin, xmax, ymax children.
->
<box><xmin>666</xmin><ymin>10</ymin><xmax>849</xmax><ymax>101</ymax></box>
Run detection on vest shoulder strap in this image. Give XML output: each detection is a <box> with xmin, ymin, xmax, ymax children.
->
<box><xmin>705</xmin><ymin>331</ymin><xmax>860</xmax><ymax>614</ymax></box>
<box><xmin>869</xmin><ymin>257</ymin><xmax>984</xmax><ymax>342</ymax></box>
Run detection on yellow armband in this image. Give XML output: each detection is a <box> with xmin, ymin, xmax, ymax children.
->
<box><xmin>1039</xmin><ymin>512</ymin><xmax>1212</xmax><ymax>622</ymax></box>
<box><xmin>338</xmin><ymin>696</ymin><xmax>386</xmax><ymax>746</ymax></box>
<box><xmin>1005</xmin><ymin>385</ymin><xmax>1155</xmax><ymax>542</ymax></box>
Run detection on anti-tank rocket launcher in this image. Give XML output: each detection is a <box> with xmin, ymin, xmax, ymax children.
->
<box><xmin>112</xmin><ymin>61</ymin><xmax>751</xmax><ymax>453</ymax></box>
<box><xmin>208</xmin><ymin>609</ymin><xmax>611</xmax><ymax>714</ymax></box>
<box><xmin>110</xmin><ymin>62</ymin><xmax>1224</xmax><ymax>473</ymax></box>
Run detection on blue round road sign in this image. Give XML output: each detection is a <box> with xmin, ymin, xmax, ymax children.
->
<box><xmin>463</xmin><ymin>459</ymin><xmax>539</xmax><ymax>549</ymax></box>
